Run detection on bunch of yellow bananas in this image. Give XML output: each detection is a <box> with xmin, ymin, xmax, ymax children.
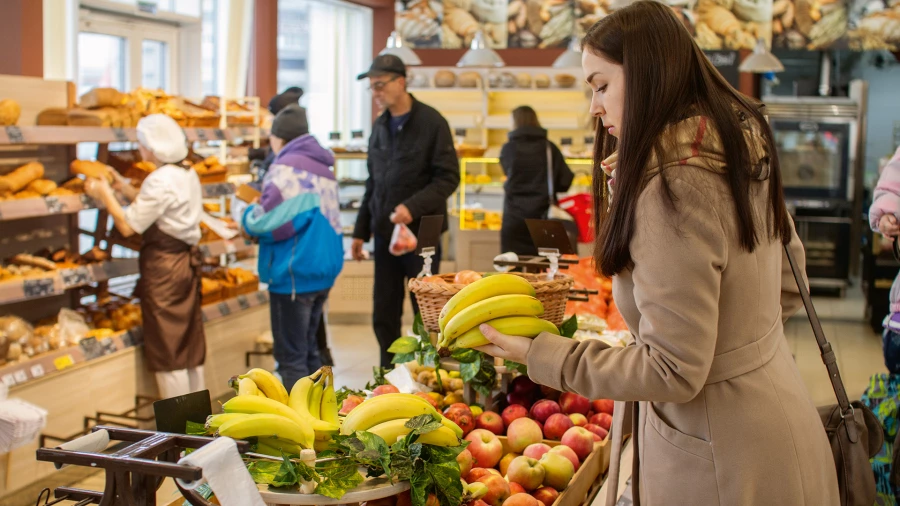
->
<box><xmin>340</xmin><ymin>393</ymin><xmax>463</xmax><ymax>447</ymax></box>
<box><xmin>206</xmin><ymin>367</ymin><xmax>340</xmax><ymax>454</ymax></box>
<box><xmin>437</xmin><ymin>274</ymin><xmax>559</xmax><ymax>352</ymax></box>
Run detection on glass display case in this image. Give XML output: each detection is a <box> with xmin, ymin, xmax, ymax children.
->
<box><xmin>771</xmin><ymin>120</ymin><xmax>851</xmax><ymax>200</ymax></box>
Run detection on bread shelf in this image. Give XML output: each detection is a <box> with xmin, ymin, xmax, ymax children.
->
<box><xmin>198</xmin><ymin>238</ymin><xmax>255</xmax><ymax>258</ymax></box>
<box><xmin>201</xmin><ymin>182</ymin><xmax>235</xmax><ymax>198</ymax></box>
<box><xmin>0</xmin><ymin>258</ymin><xmax>140</xmax><ymax>305</ymax></box>
<box><xmin>0</xmin><ymin>126</ymin><xmax>269</xmax><ymax>146</ymax></box>
<box><xmin>201</xmin><ymin>290</ymin><xmax>269</xmax><ymax>324</ymax></box>
<box><xmin>0</xmin><ymin>193</ymin><xmax>94</xmax><ymax>221</ymax></box>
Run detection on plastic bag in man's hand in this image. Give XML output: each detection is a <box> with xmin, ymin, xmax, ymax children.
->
<box><xmin>389</xmin><ymin>223</ymin><xmax>418</xmax><ymax>256</ymax></box>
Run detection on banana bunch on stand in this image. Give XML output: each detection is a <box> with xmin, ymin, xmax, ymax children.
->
<box><xmin>204</xmin><ymin>366</ymin><xmax>340</xmax><ymax>454</ymax></box>
<box><xmin>437</xmin><ymin>274</ymin><xmax>560</xmax><ymax>354</ymax></box>
<box><xmin>341</xmin><ymin>393</ymin><xmax>464</xmax><ymax>446</ymax></box>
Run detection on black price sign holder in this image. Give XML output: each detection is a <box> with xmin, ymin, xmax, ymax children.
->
<box><xmin>416</xmin><ymin>215</ymin><xmax>444</xmax><ymax>277</ymax></box>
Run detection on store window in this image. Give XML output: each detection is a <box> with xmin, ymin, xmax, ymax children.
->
<box><xmin>76</xmin><ymin>33</ymin><xmax>127</xmax><ymax>96</ymax></box>
<box><xmin>142</xmin><ymin>40</ymin><xmax>168</xmax><ymax>89</ymax></box>
<box><xmin>277</xmin><ymin>0</ymin><xmax>373</xmax><ymax>142</ymax></box>
<box><xmin>201</xmin><ymin>0</ymin><xmax>220</xmax><ymax>95</ymax></box>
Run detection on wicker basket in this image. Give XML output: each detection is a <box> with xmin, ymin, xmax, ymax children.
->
<box><xmin>409</xmin><ymin>272</ymin><xmax>574</xmax><ymax>334</ymax></box>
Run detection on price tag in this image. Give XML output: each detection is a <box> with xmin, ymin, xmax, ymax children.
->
<box><xmin>473</xmin><ymin>211</ymin><xmax>486</xmax><ymax>222</ymax></box>
<box><xmin>225</xmin><ymin>241</ymin><xmax>237</xmax><ymax>254</ymax></box>
<box><xmin>80</xmin><ymin>194</ymin><xmax>94</xmax><ymax>207</ymax></box>
<box><xmin>199</xmin><ymin>245</ymin><xmax>212</xmax><ymax>258</ymax></box>
<box><xmin>23</xmin><ymin>278</ymin><xmax>56</xmax><ymax>298</ymax></box>
<box><xmin>256</xmin><ymin>292</ymin><xmax>268</xmax><ymax>304</ymax></box>
<box><xmin>238</xmin><ymin>126</ymin><xmax>250</xmax><ymax>137</ymax></box>
<box><xmin>196</xmin><ymin>129</ymin><xmax>209</xmax><ymax>142</ymax></box>
<box><xmin>213</xmin><ymin>128</ymin><xmax>226</xmax><ymax>140</ymax></box>
<box><xmin>560</xmin><ymin>137</ymin><xmax>573</xmax><ymax>146</ymax></box>
<box><xmin>44</xmin><ymin>196</ymin><xmax>64</xmax><ymax>214</ymax></box>
<box><xmin>112</xmin><ymin>127</ymin><xmax>129</xmax><ymax>142</ymax></box>
<box><xmin>5</xmin><ymin>126</ymin><xmax>25</xmax><ymax>144</ymax></box>
<box><xmin>237</xmin><ymin>295</ymin><xmax>250</xmax><ymax>310</ymax></box>
<box><xmin>60</xmin><ymin>266</ymin><xmax>92</xmax><ymax>288</ymax></box>
<box><xmin>100</xmin><ymin>337</ymin><xmax>117</xmax><ymax>355</ymax></box>
<box><xmin>30</xmin><ymin>364</ymin><xmax>45</xmax><ymax>378</ymax></box>
<box><xmin>53</xmin><ymin>354</ymin><xmax>75</xmax><ymax>371</ymax></box>
<box><xmin>203</xmin><ymin>183</ymin><xmax>233</xmax><ymax>198</ymax></box>
<box><xmin>1</xmin><ymin>374</ymin><xmax>16</xmax><ymax>387</ymax></box>
<box><xmin>13</xmin><ymin>370</ymin><xmax>28</xmax><ymax>383</ymax></box>
<box><xmin>79</xmin><ymin>337</ymin><xmax>103</xmax><ymax>360</ymax></box>
<box><xmin>218</xmin><ymin>302</ymin><xmax>231</xmax><ymax>317</ymax></box>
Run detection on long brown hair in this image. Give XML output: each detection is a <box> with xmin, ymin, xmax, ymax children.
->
<box><xmin>512</xmin><ymin>106</ymin><xmax>541</xmax><ymax>129</ymax></box>
<box><xmin>584</xmin><ymin>1</ymin><xmax>790</xmax><ymax>278</ymax></box>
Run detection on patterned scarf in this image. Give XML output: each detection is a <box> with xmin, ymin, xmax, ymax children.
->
<box><xmin>599</xmin><ymin>113</ymin><xmax>771</xmax><ymax>208</ymax></box>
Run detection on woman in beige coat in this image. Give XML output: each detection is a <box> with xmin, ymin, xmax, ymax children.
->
<box><xmin>476</xmin><ymin>2</ymin><xmax>840</xmax><ymax>504</ymax></box>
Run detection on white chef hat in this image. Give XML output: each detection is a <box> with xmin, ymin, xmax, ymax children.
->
<box><xmin>136</xmin><ymin>114</ymin><xmax>188</xmax><ymax>164</ymax></box>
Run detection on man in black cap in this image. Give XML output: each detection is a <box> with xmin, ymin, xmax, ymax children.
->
<box><xmin>352</xmin><ymin>54</ymin><xmax>460</xmax><ymax>367</ymax></box>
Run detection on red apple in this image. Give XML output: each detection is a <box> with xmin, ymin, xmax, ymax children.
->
<box><xmin>395</xmin><ymin>490</ymin><xmax>412</xmax><ymax>506</ymax></box>
<box><xmin>558</xmin><ymin>392</ymin><xmax>590</xmax><ymax>416</ymax></box>
<box><xmin>510</xmin><ymin>375</ymin><xmax>539</xmax><ymax>395</ymax></box>
<box><xmin>426</xmin><ymin>494</ymin><xmax>440</xmax><ymax>506</ymax></box>
<box><xmin>586</xmin><ymin>410</ymin><xmax>596</xmax><ymax>420</ymax></box>
<box><xmin>506</xmin><ymin>456</ymin><xmax>546</xmax><ymax>491</ymax></box>
<box><xmin>465</xmin><ymin>429</ymin><xmax>504</xmax><ymax>469</ymax></box>
<box><xmin>339</xmin><ymin>395</ymin><xmax>363</xmax><ymax>415</ymax></box>
<box><xmin>560</xmin><ymin>427</ymin><xmax>595</xmax><ymax>461</ymax></box>
<box><xmin>415</xmin><ymin>391</ymin><xmax>440</xmax><ymax>409</ymax></box>
<box><xmin>530</xmin><ymin>400</ymin><xmax>561</xmax><ymax>423</ymax></box>
<box><xmin>508</xmin><ymin>482</ymin><xmax>526</xmax><ymax>496</ymax></box>
<box><xmin>535</xmin><ymin>420</ymin><xmax>543</xmax><ymax>435</ymax></box>
<box><xmin>584</xmin><ymin>423</ymin><xmax>608</xmax><ymax>440</ymax></box>
<box><xmin>591</xmin><ymin>399</ymin><xmax>614</xmax><ymax>415</ymax></box>
<box><xmin>476</xmin><ymin>411</ymin><xmax>505</xmax><ymax>435</ymax></box>
<box><xmin>447</xmin><ymin>408</ymin><xmax>477</xmax><ymax>436</ymax></box>
<box><xmin>506</xmin><ymin>418</ymin><xmax>544</xmax><ymax>453</ymax></box>
<box><xmin>539</xmin><ymin>452</ymin><xmax>575</xmax><ymax>491</ymax></box>
<box><xmin>506</xmin><ymin>391</ymin><xmax>534</xmax><ymax>410</ymax></box>
<box><xmin>543</xmin><ymin>413</ymin><xmax>574</xmax><ymax>440</ymax></box>
<box><xmin>457</xmin><ymin>448</ymin><xmax>474</xmax><ymax>477</ymax></box>
<box><xmin>372</xmin><ymin>384</ymin><xmax>399</xmax><ymax>396</ymax></box>
<box><xmin>501</xmin><ymin>404</ymin><xmax>529</xmax><ymax>428</ymax></box>
<box><xmin>568</xmin><ymin>413</ymin><xmax>587</xmax><ymax>427</ymax></box>
<box><xmin>466</xmin><ymin>468</ymin><xmax>494</xmax><ymax>482</ymax></box>
<box><xmin>445</xmin><ymin>402</ymin><xmax>470</xmax><ymax>414</ymax></box>
<box><xmin>548</xmin><ymin>445</ymin><xmax>580</xmax><ymax>472</ymax></box>
<box><xmin>540</xmin><ymin>385</ymin><xmax>561</xmax><ymax>401</ymax></box>
<box><xmin>468</xmin><ymin>501</ymin><xmax>490</xmax><ymax>506</ymax></box>
<box><xmin>532</xmin><ymin>486</ymin><xmax>560</xmax><ymax>506</ymax></box>
<box><xmin>502</xmin><ymin>494</ymin><xmax>540</xmax><ymax>506</ymax></box>
<box><xmin>590</xmin><ymin>413</ymin><xmax>613</xmax><ymax>431</ymax></box>
<box><xmin>523</xmin><ymin>443</ymin><xmax>552</xmax><ymax>461</ymax></box>
<box><xmin>476</xmin><ymin>474</ymin><xmax>511</xmax><ymax>506</ymax></box>
<box><xmin>499</xmin><ymin>452</ymin><xmax>520</xmax><ymax>476</ymax></box>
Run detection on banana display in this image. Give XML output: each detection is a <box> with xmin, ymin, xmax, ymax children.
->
<box><xmin>203</xmin><ymin>367</ymin><xmax>340</xmax><ymax>450</ymax></box>
<box><xmin>437</xmin><ymin>274</ymin><xmax>558</xmax><ymax>351</ymax></box>
<box><xmin>340</xmin><ymin>392</ymin><xmax>463</xmax><ymax>447</ymax></box>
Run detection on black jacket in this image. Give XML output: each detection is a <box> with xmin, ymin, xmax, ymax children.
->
<box><xmin>499</xmin><ymin>126</ymin><xmax>574</xmax><ymax>256</ymax></box>
<box><xmin>353</xmin><ymin>96</ymin><xmax>460</xmax><ymax>242</ymax></box>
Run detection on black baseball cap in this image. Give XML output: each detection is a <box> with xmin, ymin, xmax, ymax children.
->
<box><xmin>357</xmin><ymin>54</ymin><xmax>407</xmax><ymax>80</ymax></box>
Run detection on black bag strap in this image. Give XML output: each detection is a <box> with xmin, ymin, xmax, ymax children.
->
<box><xmin>546</xmin><ymin>141</ymin><xmax>555</xmax><ymax>202</ymax></box>
<box><xmin>783</xmin><ymin>242</ymin><xmax>854</xmax><ymax>419</ymax></box>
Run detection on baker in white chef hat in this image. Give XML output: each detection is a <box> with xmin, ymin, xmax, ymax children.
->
<box><xmin>85</xmin><ymin>113</ymin><xmax>207</xmax><ymax>400</ymax></box>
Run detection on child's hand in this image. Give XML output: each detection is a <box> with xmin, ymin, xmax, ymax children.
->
<box><xmin>880</xmin><ymin>214</ymin><xmax>899</xmax><ymax>238</ymax></box>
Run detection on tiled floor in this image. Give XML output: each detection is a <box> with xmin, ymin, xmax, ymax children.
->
<box><xmin>60</xmin><ymin>290</ymin><xmax>888</xmax><ymax>506</ymax></box>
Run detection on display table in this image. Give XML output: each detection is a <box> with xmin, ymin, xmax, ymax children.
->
<box><xmin>258</xmin><ymin>477</ymin><xmax>409</xmax><ymax>506</ymax></box>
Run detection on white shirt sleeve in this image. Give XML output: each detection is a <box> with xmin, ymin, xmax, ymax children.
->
<box><xmin>124</xmin><ymin>175</ymin><xmax>176</xmax><ymax>234</ymax></box>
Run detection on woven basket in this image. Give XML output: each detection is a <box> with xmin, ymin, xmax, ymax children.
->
<box><xmin>409</xmin><ymin>273</ymin><xmax>574</xmax><ymax>334</ymax></box>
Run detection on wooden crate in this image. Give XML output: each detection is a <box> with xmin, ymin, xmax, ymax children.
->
<box><xmin>497</xmin><ymin>435</ymin><xmax>610</xmax><ymax>506</ymax></box>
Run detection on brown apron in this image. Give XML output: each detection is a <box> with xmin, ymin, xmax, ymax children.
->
<box><xmin>138</xmin><ymin>223</ymin><xmax>206</xmax><ymax>372</ymax></box>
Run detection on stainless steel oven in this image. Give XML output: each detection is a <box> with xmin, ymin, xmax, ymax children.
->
<box><xmin>772</xmin><ymin>120</ymin><xmax>852</xmax><ymax>200</ymax></box>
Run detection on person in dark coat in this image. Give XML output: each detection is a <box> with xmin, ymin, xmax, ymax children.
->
<box><xmin>499</xmin><ymin>106</ymin><xmax>574</xmax><ymax>256</ymax></box>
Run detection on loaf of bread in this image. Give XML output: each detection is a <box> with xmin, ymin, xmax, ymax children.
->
<box><xmin>67</xmin><ymin>108</ymin><xmax>110</xmax><ymax>127</ymax></box>
<box><xmin>61</xmin><ymin>178</ymin><xmax>85</xmax><ymax>193</ymax></box>
<box><xmin>80</xmin><ymin>88</ymin><xmax>125</xmax><ymax>109</ymax></box>
<box><xmin>554</xmin><ymin>73</ymin><xmax>577</xmax><ymax>88</ymax></box>
<box><xmin>71</xmin><ymin>160</ymin><xmax>113</xmax><ymax>182</ymax></box>
<box><xmin>0</xmin><ymin>162</ymin><xmax>45</xmax><ymax>193</ymax></box>
<box><xmin>458</xmin><ymin>72</ymin><xmax>480</xmax><ymax>88</ymax></box>
<box><xmin>36</xmin><ymin>107</ymin><xmax>70</xmax><ymax>126</ymax></box>
<box><xmin>535</xmin><ymin>74</ymin><xmax>551</xmax><ymax>88</ymax></box>
<box><xmin>26</xmin><ymin>179</ymin><xmax>58</xmax><ymax>195</ymax></box>
<box><xmin>11</xmin><ymin>254</ymin><xmax>57</xmax><ymax>271</ymax></box>
<box><xmin>434</xmin><ymin>70</ymin><xmax>457</xmax><ymax>87</ymax></box>
<box><xmin>13</xmin><ymin>190</ymin><xmax>41</xmax><ymax>200</ymax></box>
<box><xmin>48</xmin><ymin>187</ymin><xmax>76</xmax><ymax>197</ymax></box>
<box><xmin>0</xmin><ymin>99</ymin><xmax>21</xmax><ymax>126</ymax></box>
<box><xmin>517</xmin><ymin>73</ymin><xmax>532</xmax><ymax>88</ymax></box>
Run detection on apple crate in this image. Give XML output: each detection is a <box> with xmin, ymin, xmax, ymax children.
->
<box><xmin>496</xmin><ymin>435</ymin><xmax>611</xmax><ymax>506</ymax></box>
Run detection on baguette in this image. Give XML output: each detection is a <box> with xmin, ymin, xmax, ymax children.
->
<box><xmin>26</xmin><ymin>179</ymin><xmax>58</xmax><ymax>196</ymax></box>
<box><xmin>70</xmin><ymin>160</ymin><xmax>113</xmax><ymax>182</ymax></box>
<box><xmin>0</xmin><ymin>162</ymin><xmax>45</xmax><ymax>193</ymax></box>
<box><xmin>11</xmin><ymin>254</ymin><xmax>57</xmax><ymax>271</ymax></box>
<box><xmin>13</xmin><ymin>190</ymin><xmax>41</xmax><ymax>200</ymax></box>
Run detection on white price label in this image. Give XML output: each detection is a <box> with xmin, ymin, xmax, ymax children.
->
<box><xmin>225</xmin><ymin>242</ymin><xmax>237</xmax><ymax>254</ymax></box>
<box><xmin>30</xmin><ymin>364</ymin><xmax>45</xmax><ymax>378</ymax></box>
<box><xmin>1</xmin><ymin>374</ymin><xmax>16</xmax><ymax>386</ymax></box>
<box><xmin>13</xmin><ymin>370</ymin><xmax>27</xmax><ymax>383</ymax></box>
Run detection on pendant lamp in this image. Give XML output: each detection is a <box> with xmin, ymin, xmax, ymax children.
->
<box><xmin>380</xmin><ymin>31</ymin><xmax>421</xmax><ymax>66</ymax></box>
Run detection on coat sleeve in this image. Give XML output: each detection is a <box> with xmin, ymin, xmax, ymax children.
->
<box><xmin>869</xmin><ymin>147</ymin><xmax>900</xmax><ymax>232</ymax></box>
<box><xmin>352</xmin><ymin>138</ymin><xmax>375</xmax><ymax>241</ymax></box>
<box><xmin>402</xmin><ymin>117</ymin><xmax>460</xmax><ymax>219</ymax></box>
<box><xmin>526</xmin><ymin>178</ymin><xmax>726</xmax><ymax>403</ymax></box>
<box><xmin>499</xmin><ymin>142</ymin><xmax>513</xmax><ymax>176</ymax></box>
<box><xmin>780</xmin><ymin>218</ymin><xmax>808</xmax><ymax>322</ymax></box>
<box><xmin>552</xmin><ymin>144</ymin><xmax>574</xmax><ymax>193</ymax></box>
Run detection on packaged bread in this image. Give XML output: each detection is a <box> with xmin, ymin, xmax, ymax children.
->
<box><xmin>80</xmin><ymin>88</ymin><xmax>125</xmax><ymax>109</ymax></box>
<box><xmin>26</xmin><ymin>179</ymin><xmax>57</xmax><ymax>196</ymax></box>
<box><xmin>36</xmin><ymin>107</ymin><xmax>70</xmax><ymax>126</ymax></box>
<box><xmin>554</xmin><ymin>73</ymin><xmax>577</xmax><ymax>88</ymax></box>
<box><xmin>458</xmin><ymin>72</ymin><xmax>480</xmax><ymax>88</ymax></box>
<box><xmin>0</xmin><ymin>99</ymin><xmax>21</xmax><ymax>126</ymax></box>
<box><xmin>71</xmin><ymin>160</ymin><xmax>113</xmax><ymax>182</ymax></box>
<box><xmin>434</xmin><ymin>70</ymin><xmax>457</xmax><ymax>87</ymax></box>
<box><xmin>0</xmin><ymin>162</ymin><xmax>45</xmax><ymax>193</ymax></box>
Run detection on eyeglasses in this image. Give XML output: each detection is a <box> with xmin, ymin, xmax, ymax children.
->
<box><xmin>368</xmin><ymin>76</ymin><xmax>399</xmax><ymax>92</ymax></box>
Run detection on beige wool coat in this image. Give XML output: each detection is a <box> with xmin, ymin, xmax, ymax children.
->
<box><xmin>526</xmin><ymin>119</ymin><xmax>840</xmax><ymax>505</ymax></box>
